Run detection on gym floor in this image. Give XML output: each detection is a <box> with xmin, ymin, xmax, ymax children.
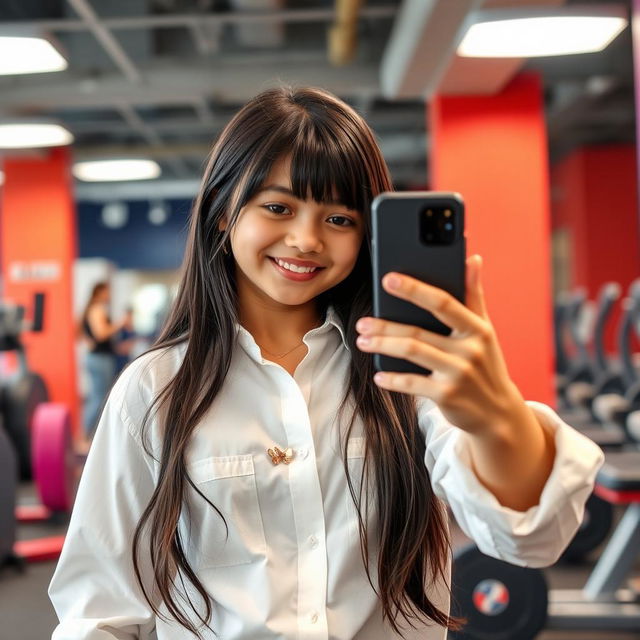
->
<box><xmin>2</xmin><ymin>485</ymin><xmax>639</xmax><ymax>640</ymax></box>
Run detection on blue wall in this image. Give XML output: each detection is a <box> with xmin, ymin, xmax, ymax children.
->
<box><xmin>77</xmin><ymin>199</ymin><xmax>191</xmax><ymax>269</ymax></box>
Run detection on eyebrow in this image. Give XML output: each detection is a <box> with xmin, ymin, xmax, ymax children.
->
<box><xmin>256</xmin><ymin>184</ymin><xmax>353</xmax><ymax>210</ymax></box>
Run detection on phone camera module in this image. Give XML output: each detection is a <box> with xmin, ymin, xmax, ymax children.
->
<box><xmin>420</xmin><ymin>206</ymin><xmax>456</xmax><ymax>245</ymax></box>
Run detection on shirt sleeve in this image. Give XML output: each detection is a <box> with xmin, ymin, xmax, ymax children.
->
<box><xmin>48</xmin><ymin>371</ymin><xmax>158</xmax><ymax>639</ymax></box>
<box><xmin>418</xmin><ymin>398</ymin><xmax>605</xmax><ymax>568</ymax></box>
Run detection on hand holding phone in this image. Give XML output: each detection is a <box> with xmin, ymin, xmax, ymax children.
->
<box><xmin>357</xmin><ymin>192</ymin><xmax>526</xmax><ymax>439</ymax></box>
<box><xmin>370</xmin><ymin>191</ymin><xmax>466</xmax><ymax>376</ymax></box>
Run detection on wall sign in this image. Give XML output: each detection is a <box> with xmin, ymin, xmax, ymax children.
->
<box><xmin>9</xmin><ymin>261</ymin><xmax>62</xmax><ymax>282</ymax></box>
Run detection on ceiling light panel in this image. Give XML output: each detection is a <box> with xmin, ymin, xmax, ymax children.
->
<box><xmin>459</xmin><ymin>6</ymin><xmax>628</xmax><ymax>58</ymax></box>
<box><xmin>0</xmin><ymin>36</ymin><xmax>68</xmax><ymax>75</ymax></box>
<box><xmin>73</xmin><ymin>159</ymin><xmax>162</xmax><ymax>182</ymax></box>
<box><xmin>0</xmin><ymin>124</ymin><xmax>74</xmax><ymax>148</ymax></box>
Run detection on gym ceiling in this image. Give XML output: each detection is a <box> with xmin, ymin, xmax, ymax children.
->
<box><xmin>0</xmin><ymin>0</ymin><xmax>634</xmax><ymax>198</ymax></box>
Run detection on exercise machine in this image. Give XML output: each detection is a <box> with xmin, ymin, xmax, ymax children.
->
<box><xmin>0</xmin><ymin>294</ymin><xmax>48</xmax><ymax>480</ymax></box>
<box><xmin>554</xmin><ymin>284</ymin><xmax>627</xmax><ymax>448</ymax></box>
<box><xmin>450</xmin><ymin>450</ymin><xmax>640</xmax><ymax>639</ymax></box>
<box><xmin>0</xmin><ymin>293</ymin><xmax>78</xmax><ymax>566</ymax></box>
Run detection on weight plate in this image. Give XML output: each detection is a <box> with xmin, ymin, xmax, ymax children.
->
<box><xmin>451</xmin><ymin>545</ymin><xmax>548</xmax><ymax>640</ymax></box>
<box><xmin>559</xmin><ymin>493</ymin><xmax>613</xmax><ymax>563</ymax></box>
<box><xmin>31</xmin><ymin>403</ymin><xmax>76</xmax><ymax>512</ymax></box>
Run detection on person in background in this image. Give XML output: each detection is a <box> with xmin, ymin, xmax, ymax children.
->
<box><xmin>79</xmin><ymin>282</ymin><xmax>131</xmax><ymax>444</ymax></box>
<box><xmin>114</xmin><ymin>306</ymin><xmax>138</xmax><ymax>375</ymax></box>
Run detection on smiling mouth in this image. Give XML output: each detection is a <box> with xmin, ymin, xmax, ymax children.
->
<box><xmin>267</xmin><ymin>257</ymin><xmax>327</xmax><ymax>282</ymax></box>
<box><xmin>268</xmin><ymin>257</ymin><xmax>326</xmax><ymax>273</ymax></box>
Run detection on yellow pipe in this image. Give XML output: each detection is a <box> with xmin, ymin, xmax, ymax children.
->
<box><xmin>328</xmin><ymin>0</ymin><xmax>364</xmax><ymax>66</ymax></box>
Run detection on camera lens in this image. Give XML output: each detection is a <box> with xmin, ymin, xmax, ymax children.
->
<box><xmin>420</xmin><ymin>204</ymin><xmax>456</xmax><ymax>246</ymax></box>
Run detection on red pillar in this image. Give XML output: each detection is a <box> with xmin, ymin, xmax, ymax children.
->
<box><xmin>430</xmin><ymin>73</ymin><xmax>554</xmax><ymax>405</ymax></box>
<box><xmin>1</xmin><ymin>147</ymin><xmax>80</xmax><ymax>436</ymax></box>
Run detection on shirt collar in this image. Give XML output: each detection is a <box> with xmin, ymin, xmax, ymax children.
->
<box><xmin>322</xmin><ymin>304</ymin><xmax>349</xmax><ymax>350</ymax></box>
<box><xmin>235</xmin><ymin>304</ymin><xmax>349</xmax><ymax>362</ymax></box>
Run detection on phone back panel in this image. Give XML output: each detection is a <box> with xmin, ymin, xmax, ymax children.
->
<box><xmin>371</xmin><ymin>192</ymin><xmax>466</xmax><ymax>375</ymax></box>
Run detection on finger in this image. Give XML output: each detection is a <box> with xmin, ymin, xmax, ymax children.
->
<box><xmin>382</xmin><ymin>272</ymin><xmax>485</xmax><ymax>335</ymax></box>
<box><xmin>465</xmin><ymin>254</ymin><xmax>490</xmax><ymax>320</ymax></box>
<box><xmin>356</xmin><ymin>316</ymin><xmax>474</xmax><ymax>360</ymax></box>
<box><xmin>356</xmin><ymin>334</ymin><xmax>462</xmax><ymax>377</ymax></box>
<box><xmin>373</xmin><ymin>369</ymin><xmax>445</xmax><ymax>398</ymax></box>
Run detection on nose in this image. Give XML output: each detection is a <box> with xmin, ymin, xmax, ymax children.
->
<box><xmin>284</xmin><ymin>218</ymin><xmax>324</xmax><ymax>254</ymax></box>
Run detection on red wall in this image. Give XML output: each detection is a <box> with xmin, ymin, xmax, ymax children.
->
<box><xmin>430</xmin><ymin>73</ymin><xmax>555</xmax><ymax>405</ymax></box>
<box><xmin>1</xmin><ymin>147</ymin><xmax>80</xmax><ymax>435</ymax></box>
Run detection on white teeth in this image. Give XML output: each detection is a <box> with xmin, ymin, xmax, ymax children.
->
<box><xmin>275</xmin><ymin>258</ymin><xmax>317</xmax><ymax>274</ymax></box>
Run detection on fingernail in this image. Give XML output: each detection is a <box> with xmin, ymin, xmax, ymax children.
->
<box><xmin>385</xmin><ymin>275</ymin><xmax>401</xmax><ymax>289</ymax></box>
<box><xmin>475</xmin><ymin>255</ymin><xmax>482</xmax><ymax>286</ymax></box>
<box><xmin>357</xmin><ymin>335</ymin><xmax>371</xmax><ymax>346</ymax></box>
<box><xmin>356</xmin><ymin>318</ymin><xmax>372</xmax><ymax>332</ymax></box>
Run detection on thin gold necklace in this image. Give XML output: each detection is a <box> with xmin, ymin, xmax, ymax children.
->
<box><xmin>261</xmin><ymin>341</ymin><xmax>306</xmax><ymax>360</ymax></box>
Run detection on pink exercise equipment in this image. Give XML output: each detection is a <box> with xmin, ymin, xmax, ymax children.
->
<box><xmin>3</xmin><ymin>402</ymin><xmax>78</xmax><ymax>567</ymax></box>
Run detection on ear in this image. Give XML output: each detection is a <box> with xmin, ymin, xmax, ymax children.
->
<box><xmin>218</xmin><ymin>218</ymin><xmax>228</xmax><ymax>232</ymax></box>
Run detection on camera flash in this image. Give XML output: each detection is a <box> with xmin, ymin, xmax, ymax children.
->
<box><xmin>427</xmin><ymin>209</ymin><xmax>433</xmax><ymax>216</ymax></box>
<box><xmin>445</xmin><ymin>209</ymin><xmax>452</xmax><ymax>217</ymax></box>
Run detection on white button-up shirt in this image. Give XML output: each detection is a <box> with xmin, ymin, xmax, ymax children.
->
<box><xmin>49</xmin><ymin>306</ymin><xmax>604</xmax><ymax>639</ymax></box>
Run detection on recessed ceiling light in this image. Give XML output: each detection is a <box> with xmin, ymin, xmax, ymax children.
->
<box><xmin>101</xmin><ymin>202</ymin><xmax>129</xmax><ymax>229</ymax></box>
<box><xmin>72</xmin><ymin>159</ymin><xmax>162</xmax><ymax>182</ymax></box>
<box><xmin>0</xmin><ymin>123</ymin><xmax>73</xmax><ymax>148</ymax></box>
<box><xmin>148</xmin><ymin>200</ymin><xmax>170</xmax><ymax>225</ymax></box>
<box><xmin>0</xmin><ymin>36</ymin><xmax>67</xmax><ymax>75</ymax></box>
<box><xmin>459</xmin><ymin>8</ymin><xmax>627</xmax><ymax>58</ymax></box>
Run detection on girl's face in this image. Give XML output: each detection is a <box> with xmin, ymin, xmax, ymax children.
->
<box><xmin>221</xmin><ymin>155</ymin><xmax>365</xmax><ymax>311</ymax></box>
<box><xmin>98</xmin><ymin>287</ymin><xmax>110</xmax><ymax>303</ymax></box>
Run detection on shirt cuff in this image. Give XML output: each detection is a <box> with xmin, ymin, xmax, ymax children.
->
<box><xmin>437</xmin><ymin>401</ymin><xmax>605</xmax><ymax>567</ymax></box>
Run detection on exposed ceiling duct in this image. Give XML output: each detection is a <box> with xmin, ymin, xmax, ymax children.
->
<box><xmin>380</xmin><ymin>0</ymin><xmax>483</xmax><ymax>99</ymax></box>
<box><xmin>380</xmin><ymin>0</ymin><xmax>569</xmax><ymax>98</ymax></box>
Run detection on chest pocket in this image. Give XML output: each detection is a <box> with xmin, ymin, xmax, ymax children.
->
<box><xmin>186</xmin><ymin>455</ymin><xmax>266</xmax><ymax>569</ymax></box>
<box><xmin>345</xmin><ymin>437</ymin><xmax>366</xmax><ymax>545</ymax></box>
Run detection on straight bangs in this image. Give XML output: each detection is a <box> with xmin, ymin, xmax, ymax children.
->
<box><xmin>222</xmin><ymin>102</ymin><xmax>387</xmax><ymax>232</ymax></box>
<box><xmin>287</xmin><ymin>120</ymin><xmax>372</xmax><ymax>216</ymax></box>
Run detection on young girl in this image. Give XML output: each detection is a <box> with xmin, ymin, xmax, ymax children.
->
<box><xmin>49</xmin><ymin>86</ymin><xmax>603</xmax><ymax>639</ymax></box>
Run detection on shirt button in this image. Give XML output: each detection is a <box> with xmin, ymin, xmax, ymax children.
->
<box><xmin>299</xmin><ymin>448</ymin><xmax>309</xmax><ymax>459</ymax></box>
<box><xmin>309</xmin><ymin>535</ymin><xmax>318</xmax><ymax>548</ymax></box>
<box><xmin>310</xmin><ymin>612</ymin><xmax>319</xmax><ymax>624</ymax></box>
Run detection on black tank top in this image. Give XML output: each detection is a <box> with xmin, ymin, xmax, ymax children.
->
<box><xmin>83</xmin><ymin>312</ymin><xmax>116</xmax><ymax>355</ymax></box>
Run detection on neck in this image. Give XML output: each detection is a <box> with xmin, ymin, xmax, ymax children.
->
<box><xmin>238</xmin><ymin>297</ymin><xmax>322</xmax><ymax>352</ymax></box>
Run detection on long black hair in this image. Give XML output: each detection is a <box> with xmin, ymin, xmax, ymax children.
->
<box><xmin>131</xmin><ymin>86</ymin><xmax>457</xmax><ymax>637</ymax></box>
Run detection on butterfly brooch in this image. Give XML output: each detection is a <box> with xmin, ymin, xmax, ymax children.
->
<box><xmin>267</xmin><ymin>446</ymin><xmax>294</xmax><ymax>465</ymax></box>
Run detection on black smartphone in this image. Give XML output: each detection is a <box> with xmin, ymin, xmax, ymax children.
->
<box><xmin>371</xmin><ymin>191</ymin><xmax>466</xmax><ymax>376</ymax></box>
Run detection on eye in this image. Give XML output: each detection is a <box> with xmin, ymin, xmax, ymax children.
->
<box><xmin>328</xmin><ymin>215</ymin><xmax>355</xmax><ymax>227</ymax></box>
<box><xmin>263</xmin><ymin>203</ymin><xmax>291</xmax><ymax>215</ymax></box>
